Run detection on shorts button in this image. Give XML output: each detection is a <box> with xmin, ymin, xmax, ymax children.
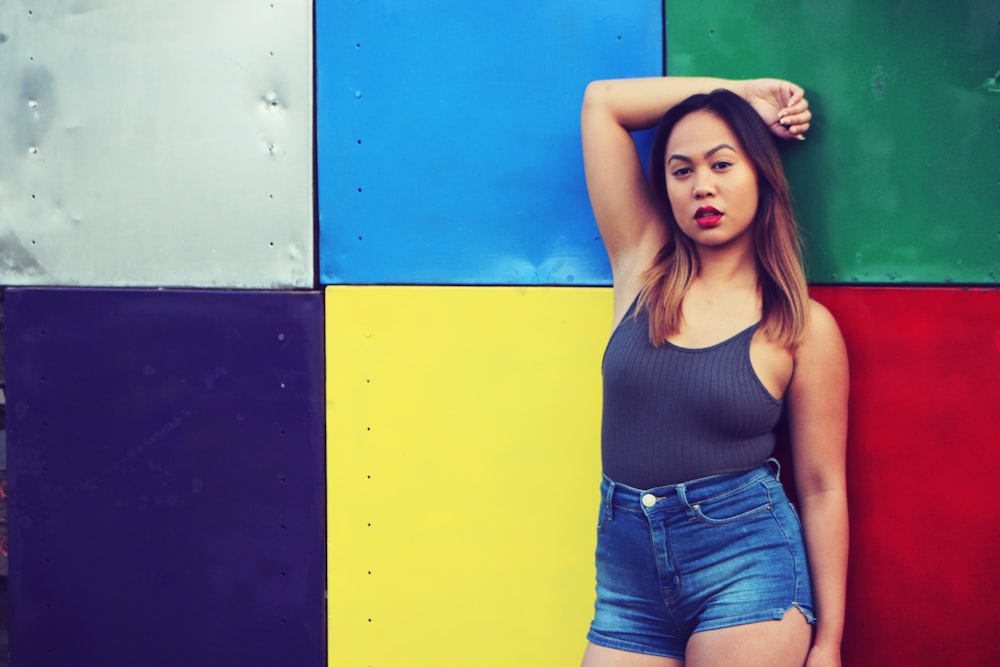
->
<box><xmin>641</xmin><ymin>494</ymin><xmax>656</xmax><ymax>508</ymax></box>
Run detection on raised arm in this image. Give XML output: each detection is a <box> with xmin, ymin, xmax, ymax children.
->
<box><xmin>580</xmin><ymin>77</ymin><xmax>810</xmax><ymax>296</ymax></box>
<box><xmin>787</xmin><ymin>301</ymin><xmax>849</xmax><ymax>667</ymax></box>
<box><xmin>581</xmin><ymin>78</ymin><xmax>739</xmax><ymax>280</ymax></box>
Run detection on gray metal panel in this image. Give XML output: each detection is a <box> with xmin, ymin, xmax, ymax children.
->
<box><xmin>0</xmin><ymin>1</ymin><xmax>314</xmax><ymax>288</ymax></box>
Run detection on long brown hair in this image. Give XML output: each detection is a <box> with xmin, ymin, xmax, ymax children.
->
<box><xmin>638</xmin><ymin>89</ymin><xmax>808</xmax><ymax>348</ymax></box>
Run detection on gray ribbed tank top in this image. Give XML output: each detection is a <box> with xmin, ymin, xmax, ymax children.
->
<box><xmin>601</xmin><ymin>299</ymin><xmax>784</xmax><ymax>488</ymax></box>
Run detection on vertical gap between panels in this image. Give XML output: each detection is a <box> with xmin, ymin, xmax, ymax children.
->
<box><xmin>661</xmin><ymin>0</ymin><xmax>669</xmax><ymax>75</ymax></box>
<box><xmin>310</xmin><ymin>2</ymin><xmax>322</xmax><ymax>289</ymax></box>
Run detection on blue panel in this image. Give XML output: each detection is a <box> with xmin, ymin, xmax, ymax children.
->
<box><xmin>317</xmin><ymin>1</ymin><xmax>662</xmax><ymax>285</ymax></box>
<box><xmin>5</xmin><ymin>289</ymin><xmax>325</xmax><ymax>667</ymax></box>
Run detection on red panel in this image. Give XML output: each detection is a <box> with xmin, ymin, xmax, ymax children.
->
<box><xmin>809</xmin><ymin>287</ymin><xmax>1000</xmax><ymax>666</ymax></box>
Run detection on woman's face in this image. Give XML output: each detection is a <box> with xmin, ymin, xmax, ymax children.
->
<box><xmin>663</xmin><ymin>110</ymin><xmax>759</xmax><ymax>250</ymax></box>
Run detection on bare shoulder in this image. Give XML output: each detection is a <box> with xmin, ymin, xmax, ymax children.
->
<box><xmin>802</xmin><ymin>299</ymin><xmax>844</xmax><ymax>346</ymax></box>
<box><xmin>793</xmin><ymin>299</ymin><xmax>847</xmax><ymax>376</ymax></box>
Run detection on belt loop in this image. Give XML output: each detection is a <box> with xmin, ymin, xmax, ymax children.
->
<box><xmin>675</xmin><ymin>482</ymin><xmax>690</xmax><ymax>511</ymax></box>
<box><xmin>603</xmin><ymin>479</ymin><xmax>616</xmax><ymax>522</ymax></box>
<box><xmin>767</xmin><ymin>457</ymin><xmax>782</xmax><ymax>481</ymax></box>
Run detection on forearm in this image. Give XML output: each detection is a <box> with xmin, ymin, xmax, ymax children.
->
<box><xmin>799</xmin><ymin>488</ymin><xmax>849</xmax><ymax>648</ymax></box>
<box><xmin>582</xmin><ymin>76</ymin><xmax>746</xmax><ymax>131</ymax></box>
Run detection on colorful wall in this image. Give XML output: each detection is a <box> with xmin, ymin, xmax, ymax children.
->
<box><xmin>1</xmin><ymin>1</ymin><xmax>998</xmax><ymax>666</ymax></box>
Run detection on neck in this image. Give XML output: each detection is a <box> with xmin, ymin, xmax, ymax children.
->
<box><xmin>694</xmin><ymin>240</ymin><xmax>758</xmax><ymax>288</ymax></box>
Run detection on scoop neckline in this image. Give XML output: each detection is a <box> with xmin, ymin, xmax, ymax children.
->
<box><xmin>661</xmin><ymin>322</ymin><xmax>760</xmax><ymax>352</ymax></box>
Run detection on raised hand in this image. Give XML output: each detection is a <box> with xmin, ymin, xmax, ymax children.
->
<box><xmin>744</xmin><ymin>78</ymin><xmax>812</xmax><ymax>140</ymax></box>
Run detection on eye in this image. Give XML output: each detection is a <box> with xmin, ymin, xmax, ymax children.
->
<box><xmin>670</xmin><ymin>166</ymin><xmax>693</xmax><ymax>178</ymax></box>
<box><xmin>712</xmin><ymin>160</ymin><xmax>733</xmax><ymax>170</ymax></box>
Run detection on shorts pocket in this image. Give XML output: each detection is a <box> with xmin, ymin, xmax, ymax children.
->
<box><xmin>687</xmin><ymin>482</ymin><xmax>772</xmax><ymax>526</ymax></box>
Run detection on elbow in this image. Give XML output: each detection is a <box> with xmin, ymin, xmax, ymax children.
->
<box><xmin>582</xmin><ymin>79</ymin><xmax>613</xmax><ymax>113</ymax></box>
<box><xmin>796</xmin><ymin>470</ymin><xmax>848</xmax><ymax>504</ymax></box>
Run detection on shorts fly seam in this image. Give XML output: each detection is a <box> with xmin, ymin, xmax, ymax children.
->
<box><xmin>646</xmin><ymin>511</ymin><xmax>686</xmax><ymax>626</ymax></box>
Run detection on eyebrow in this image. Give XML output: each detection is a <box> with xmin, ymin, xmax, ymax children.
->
<box><xmin>666</xmin><ymin>143</ymin><xmax>737</xmax><ymax>164</ymax></box>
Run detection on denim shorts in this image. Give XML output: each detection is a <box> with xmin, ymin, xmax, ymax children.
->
<box><xmin>586</xmin><ymin>460</ymin><xmax>815</xmax><ymax>660</ymax></box>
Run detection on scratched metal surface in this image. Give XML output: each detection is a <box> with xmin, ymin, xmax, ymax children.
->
<box><xmin>0</xmin><ymin>1</ymin><xmax>314</xmax><ymax>288</ymax></box>
<box><xmin>4</xmin><ymin>287</ymin><xmax>326</xmax><ymax>666</ymax></box>
<box><xmin>316</xmin><ymin>0</ymin><xmax>662</xmax><ymax>285</ymax></box>
<box><xmin>666</xmin><ymin>0</ymin><xmax>1000</xmax><ymax>285</ymax></box>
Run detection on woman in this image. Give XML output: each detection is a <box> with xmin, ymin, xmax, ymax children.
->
<box><xmin>579</xmin><ymin>77</ymin><xmax>848</xmax><ymax>667</ymax></box>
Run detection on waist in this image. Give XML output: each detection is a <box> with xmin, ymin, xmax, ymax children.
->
<box><xmin>600</xmin><ymin>459</ymin><xmax>782</xmax><ymax>511</ymax></box>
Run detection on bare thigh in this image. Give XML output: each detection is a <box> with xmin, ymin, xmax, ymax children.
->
<box><xmin>685</xmin><ymin>609</ymin><xmax>812</xmax><ymax>667</ymax></box>
<box><xmin>581</xmin><ymin>643</ymin><xmax>684</xmax><ymax>667</ymax></box>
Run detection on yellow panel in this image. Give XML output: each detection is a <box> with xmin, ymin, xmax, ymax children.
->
<box><xmin>326</xmin><ymin>286</ymin><xmax>613</xmax><ymax>666</ymax></box>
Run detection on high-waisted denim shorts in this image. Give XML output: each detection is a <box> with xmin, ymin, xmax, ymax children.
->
<box><xmin>586</xmin><ymin>460</ymin><xmax>815</xmax><ymax>660</ymax></box>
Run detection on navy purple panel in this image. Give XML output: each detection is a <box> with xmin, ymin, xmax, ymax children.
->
<box><xmin>316</xmin><ymin>0</ymin><xmax>662</xmax><ymax>285</ymax></box>
<box><xmin>4</xmin><ymin>288</ymin><xmax>325</xmax><ymax>667</ymax></box>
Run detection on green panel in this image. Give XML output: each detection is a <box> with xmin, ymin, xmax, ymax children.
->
<box><xmin>666</xmin><ymin>0</ymin><xmax>1000</xmax><ymax>285</ymax></box>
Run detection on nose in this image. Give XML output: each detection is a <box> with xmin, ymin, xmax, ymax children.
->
<box><xmin>693</xmin><ymin>170</ymin><xmax>715</xmax><ymax>199</ymax></box>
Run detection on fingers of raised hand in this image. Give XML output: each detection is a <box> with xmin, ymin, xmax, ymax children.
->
<box><xmin>777</xmin><ymin>100</ymin><xmax>811</xmax><ymax>140</ymax></box>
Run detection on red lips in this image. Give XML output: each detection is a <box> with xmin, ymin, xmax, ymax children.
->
<box><xmin>694</xmin><ymin>206</ymin><xmax>723</xmax><ymax>228</ymax></box>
